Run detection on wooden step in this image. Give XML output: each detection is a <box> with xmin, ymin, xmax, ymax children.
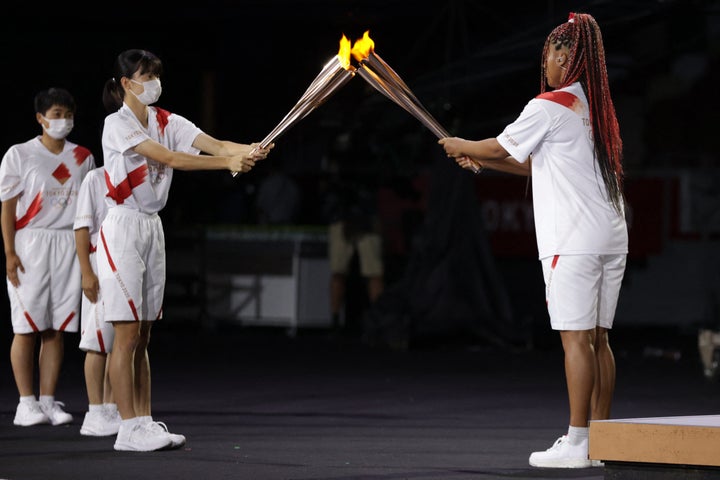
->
<box><xmin>589</xmin><ymin>415</ymin><xmax>720</xmax><ymax>467</ymax></box>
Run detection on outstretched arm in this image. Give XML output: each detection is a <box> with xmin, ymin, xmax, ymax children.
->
<box><xmin>132</xmin><ymin>135</ymin><xmax>269</xmax><ymax>174</ymax></box>
<box><xmin>192</xmin><ymin>133</ymin><xmax>273</xmax><ymax>159</ymax></box>
<box><xmin>439</xmin><ymin>137</ymin><xmax>530</xmax><ymax>176</ymax></box>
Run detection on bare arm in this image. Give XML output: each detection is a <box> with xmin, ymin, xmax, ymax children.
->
<box><xmin>132</xmin><ymin>136</ymin><xmax>270</xmax><ymax>174</ymax></box>
<box><xmin>438</xmin><ymin>137</ymin><xmax>531</xmax><ymax>176</ymax></box>
<box><xmin>1</xmin><ymin>197</ymin><xmax>23</xmax><ymax>287</ymax></box>
<box><xmin>74</xmin><ymin>227</ymin><xmax>98</xmax><ymax>303</ymax></box>
<box><xmin>192</xmin><ymin>133</ymin><xmax>273</xmax><ymax>158</ymax></box>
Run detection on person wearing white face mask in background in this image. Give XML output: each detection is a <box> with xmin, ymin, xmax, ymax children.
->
<box><xmin>0</xmin><ymin>87</ymin><xmax>96</xmax><ymax>427</ymax></box>
<box><xmin>99</xmin><ymin>49</ymin><xmax>272</xmax><ymax>452</ymax></box>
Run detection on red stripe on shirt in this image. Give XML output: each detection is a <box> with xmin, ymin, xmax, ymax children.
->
<box><xmin>155</xmin><ymin>107</ymin><xmax>171</xmax><ymax>137</ymax></box>
<box><xmin>105</xmin><ymin>165</ymin><xmax>148</xmax><ymax>205</ymax></box>
<box><xmin>15</xmin><ymin>193</ymin><xmax>43</xmax><ymax>230</ymax></box>
<box><xmin>536</xmin><ymin>91</ymin><xmax>579</xmax><ymax>111</ymax></box>
<box><xmin>73</xmin><ymin>146</ymin><xmax>92</xmax><ymax>166</ymax></box>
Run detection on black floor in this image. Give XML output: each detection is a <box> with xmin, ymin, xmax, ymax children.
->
<box><xmin>1</xmin><ymin>322</ymin><xmax>718</xmax><ymax>480</ymax></box>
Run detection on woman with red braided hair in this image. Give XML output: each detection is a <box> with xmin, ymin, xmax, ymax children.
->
<box><xmin>440</xmin><ymin>12</ymin><xmax>626</xmax><ymax>468</ymax></box>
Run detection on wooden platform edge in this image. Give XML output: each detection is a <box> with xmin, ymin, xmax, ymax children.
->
<box><xmin>590</xmin><ymin>415</ymin><xmax>720</xmax><ymax>467</ymax></box>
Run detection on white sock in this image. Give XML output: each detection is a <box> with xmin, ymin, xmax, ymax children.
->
<box><xmin>19</xmin><ymin>395</ymin><xmax>37</xmax><ymax>404</ymax></box>
<box><xmin>88</xmin><ymin>404</ymin><xmax>104</xmax><ymax>413</ymax></box>
<box><xmin>38</xmin><ymin>395</ymin><xmax>54</xmax><ymax>407</ymax></box>
<box><xmin>121</xmin><ymin>417</ymin><xmax>139</xmax><ymax>428</ymax></box>
<box><xmin>138</xmin><ymin>415</ymin><xmax>153</xmax><ymax>425</ymax></box>
<box><xmin>567</xmin><ymin>426</ymin><xmax>589</xmax><ymax>445</ymax></box>
<box><xmin>104</xmin><ymin>403</ymin><xmax>119</xmax><ymax>414</ymax></box>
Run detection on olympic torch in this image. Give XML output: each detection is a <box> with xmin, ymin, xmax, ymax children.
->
<box><xmin>232</xmin><ymin>35</ymin><xmax>356</xmax><ymax>177</ymax></box>
<box><xmin>351</xmin><ymin>31</ymin><xmax>449</xmax><ymax>139</ymax></box>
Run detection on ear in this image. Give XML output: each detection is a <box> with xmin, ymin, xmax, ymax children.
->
<box><xmin>36</xmin><ymin>113</ymin><xmax>45</xmax><ymax>126</ymax></box>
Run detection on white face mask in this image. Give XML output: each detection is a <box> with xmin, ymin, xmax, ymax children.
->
<box><xmin>42</xmin><ymin>116</ymin><xmax>74</xmax><ymax>140</ymax></box>
<box><xmin>130</xmin><ymin>78</ymin><xmax>162</xmax><ymax>105</ymax></box>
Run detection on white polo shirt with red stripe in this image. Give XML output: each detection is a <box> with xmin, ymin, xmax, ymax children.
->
<box><xmin>101</xmin><ymin>103</ymin><xmax>202</xmax><ymax>214</ymax></box>
<box><xmin>496</xmin><ymin>82</ymin><xmax>628</xmax><ymax>260</ymax></box>
<box><xmin>0</xmin><ymin>137</ymin><xmax>95</xmax><ymax>229</ymax></box>
<box><xmin>0</xmin><ymin>136</ymin><xmax>95</xmax><ymax>333</ymax></box>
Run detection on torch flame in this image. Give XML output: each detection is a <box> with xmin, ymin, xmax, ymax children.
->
<box><xmin>351</xmin><ymin>30</ymin><xmax>375</xmax><ymax>61</ymax></box>
<box><xmin>337</xmin><ymin>34</ymin><xmax>352</xmax><ymax>70</ymax></box>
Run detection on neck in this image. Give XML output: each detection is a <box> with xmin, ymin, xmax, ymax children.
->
<box><xmin>40</xmin><ymin>134</ymin><xmax>65</xmax><ymax>154</ymax></box>
<box><xmin>126</xmin><ymin>98</ymin><xmax>149</xmax><ymax>128</ymax></box>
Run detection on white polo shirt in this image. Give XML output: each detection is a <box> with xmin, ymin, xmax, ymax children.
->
<box><xmin>496</xmin><ymin>82</ymin><xmax>628</xmax><ymax>259</ymax></box>
<box><xmin>0</xmin><ymin>137</ymin><xmax>95</xmax><ymax>230</ymax></box>
<box><xmin>101</xmin><ymin>103</ymin><xmax>202</xmax><ymax>214</ymax></box>
<box><xmin>73</xmin><ymin>167</ymin><xmax>108</xmax><ymax>251</ymax></box>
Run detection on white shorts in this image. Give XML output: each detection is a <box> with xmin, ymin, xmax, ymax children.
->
<box><xmin>8</xmin><ymin>228</ymin><xmax>81</xmax><ymax>334</ymax></box>
<box><xmin>79</xmin><ymin>252</ymin><xmax>114</xmax><ymax>353</ymax></box>
<box><xmin>96</xmin><ymin>208</ymin><xmax>165</xmax><ymax>322</ymax></box>
<box><xmin>541</xmin><ymin>254</ymin><xmax>626</xmax><ymax>331</ymax></box>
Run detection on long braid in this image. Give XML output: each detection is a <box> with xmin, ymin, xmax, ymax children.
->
<box><xmin>541</xmin><ymin>13</ymin><xmax>624</xmax><ymax>214</ymax></box>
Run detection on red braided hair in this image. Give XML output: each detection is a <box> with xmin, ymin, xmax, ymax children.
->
<box><xmin>541</xmin><ymin>13</ymin><xmax>624</xmax><ymax>213</ymax></box>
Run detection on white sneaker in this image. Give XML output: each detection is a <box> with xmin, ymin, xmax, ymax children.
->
<box><xmin>114</xmin><ymin>421</ymin><xmax>173</xmax><ymax>452</ymax></box>
<box><xmin>146</xmin><ymin>421</ymin><xmax>186</xmax><ymax>449</ymax></box>
<box><xmin>80</xmin><ymin>409</ymin><xmax>120</xmax><ymax>437</ymax></box>
<box><xmin>591</xmin><ymin>459</ymin><xmax>605</xmax><ymax>467</ymax></box>
<box><xmin>104</xmin><ymin>405</ymin><xmax>122</xmax><ymax>430</ymax></box>
<box><xmin>39</xmin><ymin>400</ymin><xmax>73</xmax><ymax>426</ymax></box>
<box><xmin>529</xmin><ymin>435</ymin><xmax>592</xmax><ymax>468</ymax></box>
<box><xmin>13</xmin><ymin>400</ymin><xmax>50</xmax><ymax>426</ymax></box>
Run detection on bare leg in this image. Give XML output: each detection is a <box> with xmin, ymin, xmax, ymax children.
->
<box><xmin>103</xmin><ymin>352</ymin><xmax>114</xmax><ymax>404</ymax></box>
<box><xmin>560</xmin><ymin>329</ymin><xmax>595</xmax><ymax>427</ymax></box>
<box><xmin>84</xmin><ymin>351</ymin><xmax>107</xmax><ymax>405</ymax></box>
<box><xmin>591</xmin><ymin>326</ymin><xmax>615</xmax><ymax>420</ymax></box>
<box><xmin>109</xmin><ymin>321</ymin><xmax>140</xmax><ymax>420</ymax></box>
<box><xmin>133</xmin><ymin>321</ymin><xmax>152</xmax><ymax>417</ymax></box>
<box><xmin>38</xmin><ymin>330</ymin><xmax>63</xmax><ymax>397</ymax></box>
<box><xmin>11</xmin><ymin>333</ymin><xmax>37</xmax><ymax>397</ymax></box>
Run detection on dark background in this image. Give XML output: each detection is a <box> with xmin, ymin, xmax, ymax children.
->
<box><xmin>0</xmin><ymin>0</ymin><xmax>719</xmax><ymax>346</ymax></box>
<box><xmin>3</xmin><ymin>0</ymin><xmax>716</xmax><ymax>206</ymax></box>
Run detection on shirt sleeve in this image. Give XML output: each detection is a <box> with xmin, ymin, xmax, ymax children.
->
<box><xmin>73</xmin><ymin>174</ymin><xmax>94</xmax><ymax>231</ymax></box>
<box><xmin>0</xmin><ymin>146</ymin><xmax>24</xmax><ymax>201</ymax></box>
<box><xmin>166</xmin><ymin>113</ymin><xmax>203</xmax><ymax>155</ymax></box>
<box><xmin>104</xmin><ymin>114</ymin><xmax>151</xmax><ymax>154</ymax></box>
<box><xmin>496</xmin><ymin>99</ymin><xmax>552</xmax><ymax>163</ymax></box>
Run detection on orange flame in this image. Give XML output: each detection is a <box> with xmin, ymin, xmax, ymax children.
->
<box><xmin>351</xmin><ymin>30</ymin><xmax>375</xmax><ymax>61</ymax></box>
<box><xmin>337</xmin><ymin>34</ymin><xmax>352</xmax><ymax>70</ymax></box>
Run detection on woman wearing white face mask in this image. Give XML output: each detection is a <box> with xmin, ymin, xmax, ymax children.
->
<box><xmin>98</xmin><ymin>49</ymin><xmax>272</xmax><ymax>452</ymax></box>
<box><xmin>0</xmin><ymin>87</ymin><xmax>96</xmax><ymax>428</ymax></box>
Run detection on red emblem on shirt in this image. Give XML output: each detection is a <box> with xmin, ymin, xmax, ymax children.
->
<box><xmin>52</xmin><ymin>163</ymin><xmax>71</xmax><ymax>185</ymax></box>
